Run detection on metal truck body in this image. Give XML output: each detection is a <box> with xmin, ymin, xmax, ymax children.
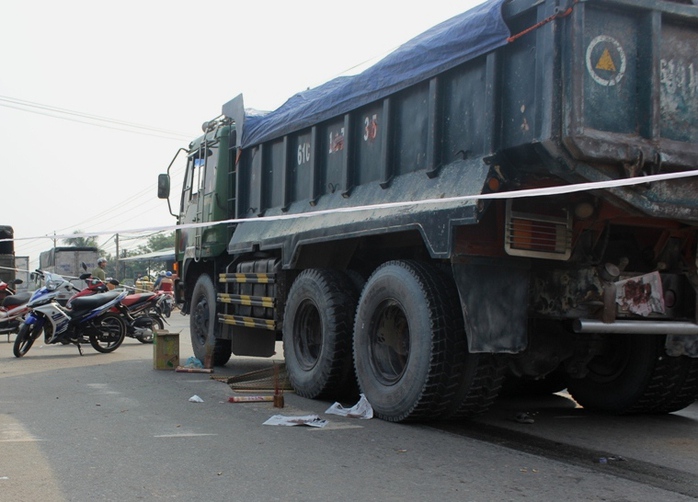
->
<box><xmin>159</xmin><ymin>0</ymin><xmax>698</xmax><ymax>421</ymax></box>
<box><xmin>0</xmin><ymin>226</ymin><xmax>15</xmax><ymax>285</ymax></box>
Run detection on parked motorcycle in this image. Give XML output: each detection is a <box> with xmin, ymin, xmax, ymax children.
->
<box><xmin>13</xmin><ymin>270</ymin><xmax>128</xmax><ymax>357</ymax></box>
<box><xmin>68</xmin><ymin>274</ymin><xmax>166</xmax><ymax>344</ymax></box>
<box><xmin>0</xmin><ymin>277</ymin><xmax>22</xmax><ymax>300</ymax></box>
<box><xmin>65</xmin><ymin>273</ymin><xmax>119</xmax><ymax>306</ymax></box>
<box><xmin>113</xmin><ymin>291</ymin><xmax>166</xmax><ymax>343</ymax></box>
<box><xmin>0</xmin><ymin>278</ymin><xmax>30</xmax><ymax>339</ymax></box>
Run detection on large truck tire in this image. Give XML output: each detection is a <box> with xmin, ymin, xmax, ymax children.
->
<box><xmin>190</xmin><ymin>274</ymin><xmax>231</xmax><ymax>366</ymax></box>
<box><xmin>283</xmin><ymin>269</ymin><xmax>359</xmax><ymax>399</ymax></box>
<box><xmin>568</xmin><ymin>334</ymin><xmax>698</xmax><ymax>414</ymax></box>
<box><xmin>652</xmin><ymin>356</ymin><xmax>698</xmax><ymax>414</ymax></box>
<box><xmin>445</xmin><ymin>352</ymin><xmax>504</xmax><ymax>420</ymax></box>
<box><xmin>353</xmin><ymin>260</ymin><xmax>476</xmax><ymax>422</ymax></box>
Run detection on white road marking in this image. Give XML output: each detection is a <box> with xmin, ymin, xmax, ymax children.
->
<box><xmin>154</xmin><ymin>433</ymin><xmax>218</xmax><ymax>438</ymax></box>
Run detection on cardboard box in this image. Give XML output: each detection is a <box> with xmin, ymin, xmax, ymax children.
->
<box><xmin>153</xmin><ymin>330</ymin><xmax>179</xmax><ymax>370</ymax></box>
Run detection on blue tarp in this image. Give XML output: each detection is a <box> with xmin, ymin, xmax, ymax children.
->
<box><xmin>237</xmin><ymin>0</ymin><xmax>510</xmax><ymax>148</ymax></box>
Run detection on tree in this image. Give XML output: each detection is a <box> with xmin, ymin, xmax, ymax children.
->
<box><xmin>105</xmin><ymin>232</ymin><xmax>175</xmax><ymax>283</ymax></box>
<box><xmin>62</xmin><ymin>230</ymin><xmax>101</xmax><ymax>250</ymax></box>
<box><xmin>146</xmin><ymin>231</ymin><xmax>175</xmax><ymax>252</ymax></box>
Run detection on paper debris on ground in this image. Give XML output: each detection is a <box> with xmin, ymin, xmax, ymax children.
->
<box><xmin>176</xmin><ymin>366</ymin><xmax>213</xmax><ymax>373</ymax></box>
<box><xmin>188</xmin><ymin>395</ymin><xmax>204</xmax><ymax>403</ymax></box>
<box><xmin>325</xmin><ymin>394</ymin><xmax>373</xmax><ymax>419</ymax></box>
<box><xmin>263</xmin><ymin>414</ymin><xmax>328</xmax><ymax>427</ymax></box>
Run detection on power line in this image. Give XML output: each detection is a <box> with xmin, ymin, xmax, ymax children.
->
<box><xmin>51</xmin><ymin>146</ymin><xmax>186</xmax><ymax>236</ymax></box>
<box><xmin>0</xmin><ymin>95</ymin><xmax>194</xmax><ymax>141</ymax></box>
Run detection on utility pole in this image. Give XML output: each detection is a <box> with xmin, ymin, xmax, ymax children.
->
<box><xmin>115</xmin><ymin>233</ymin><xmax>120</xmax><ymax>279</ymax></box>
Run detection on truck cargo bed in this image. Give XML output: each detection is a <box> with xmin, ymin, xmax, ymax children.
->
<box><xmin>225</xmin><ymin>0</ymin><xmax>698</xmax><ymax>262</ymax></box>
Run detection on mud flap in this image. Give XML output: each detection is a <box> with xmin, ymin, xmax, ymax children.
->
<box><xmin>229</xmin><ymin>324</ymin><xmax>276</xmax><ymax>357</ymax></box>
<box><xmin>452</xmin><ymin>259</ymin><xmax>530</xmax><ymax>353</ymax></box>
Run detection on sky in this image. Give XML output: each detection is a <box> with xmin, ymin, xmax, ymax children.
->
<box><xmin>1</xmin><ymin>0</ymin><xmax>486</xmax><ymax>269</ymax></box>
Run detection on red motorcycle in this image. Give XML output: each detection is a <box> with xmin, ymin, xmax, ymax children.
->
<box><xmin>68</xmin><ymin>275</ymin><xmax>166</xmax><ymax>344</ymax></box>
<box><xmin>0</xmin><ymin>278</ymin><xmax>30</xmax><ymax>340</ymax></box>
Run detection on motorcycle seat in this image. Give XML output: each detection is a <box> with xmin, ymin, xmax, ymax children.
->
<box><xmin>122</xmin><ymin>292</ymin><xmax>156</xmax><ymax>308</ymax></box>
<box><xmin>2</xmin><ymin>292</ymin><xmax>31</xmax><ymax>307</ymax></box>
<box><xmin>70</xmin><ymin>290</ymin><xmax>122</xmax><ymax>310</ymax></box>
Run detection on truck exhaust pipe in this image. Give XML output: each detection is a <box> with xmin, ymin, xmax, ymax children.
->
<box><xmin>573</xmin><ymin>319</ymin><xmax>698</xmax><ymax>336</ymax></box>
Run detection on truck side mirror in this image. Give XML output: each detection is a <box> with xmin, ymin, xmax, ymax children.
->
<box><xmin>158</xmin><ymin>174</ymin><xmax>170</xmax><ymax>199</ymax></box>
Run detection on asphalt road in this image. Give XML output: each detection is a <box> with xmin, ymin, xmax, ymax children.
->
<box><xmin>1</xmin><ymin>313</ymin><xmax>696</xmax><ymax>501</ymax></box>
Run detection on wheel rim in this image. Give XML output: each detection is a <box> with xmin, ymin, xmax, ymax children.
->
<box><xmin>586</xmin><ymin>336</ymin><xmax>631</xmax><ymax>383</ymax></box>
<box><xmin>293</xmin><ymin>299</ymin><xmax>322</xmax><ymax>370</ymax></box>
<box><xmin>192</xmin><ymin>296</ymin><xmax>209</xmax><ymax>346</ymax></box>
<box><xmin>17</xmin><ymin>336</ymin><xmax>31</xmax><ymax>355</ymax></box>
<box><xmin>16</xmin><ymin>324</ymin><xmax>43</xmax><ymax>356</ymax></box>
<box><xmin>97</xmin><ymin>317</ymin><xmax>124</xmax><ymax>348</ymax></box>
<box><xmin>153</xmin><ymin>314</ymin><xmax>165</xmax><ymax>330</ymax></box>
<box><xmin>368</xmin><ymin>299</ymin><xmax>409</xmax><ymax>385</ymax></box>
<box><xmin>18</xmin><ymin>328</ymin><xmax>36</xmax><ymax>354</ymax></box>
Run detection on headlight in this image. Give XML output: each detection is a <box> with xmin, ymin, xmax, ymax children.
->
<box><xmin>46</xmin><ymin>280</ymin><xmax>59</xmax><ymax>291</ymax></box>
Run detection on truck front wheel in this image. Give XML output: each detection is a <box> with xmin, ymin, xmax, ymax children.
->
<box><xmin>190</xmin><ymin>274</ymin><xmax>231</xmax><ymax>366</ymax></box>
<box><xmin>283</xmin><ymin>269</ymin><xmax>358</xmax><ymax>399</ymax></box>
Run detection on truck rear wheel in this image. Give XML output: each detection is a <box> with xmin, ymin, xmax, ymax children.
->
<box><xmin>190</xmin><ymin>274</ymin><xmax>231</xmax><ymax>366</ymax></box>
<box><xmin>652</xmin><ymin>356</ymin><xmax>698</xmax><ymax>414</ymax></box>
<box><xmin>283</xmin><ymin>269</ymin><xmax>358</xmax><ymax>399</ymax></box>
<box><xmin>568</xmin><ymin>334</ymin><xmax>698</xmax><ymax>414</ymax></box>
<box><xmin>354</xmin><ymin>260</ymin><xmax>481</xmax><ymax>422</ymax></box>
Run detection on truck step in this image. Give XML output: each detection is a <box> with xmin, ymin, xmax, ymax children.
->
<box><xmin>218</xmin><ymin>272</ymin><xmax>276</xmax><ymax>284</ymax></box>
<box><xmin>217</xmin><ymin>313</ymin><xmax>276</xmax><ymax>331</ymax></box>
<box><xmin>217</xmin><ymin>293</ymin><xmax>275</xmax><ymax>308</ymax></box>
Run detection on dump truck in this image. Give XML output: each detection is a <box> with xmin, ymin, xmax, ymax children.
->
<box><xmin>158</xmin><ymin>0</ymin><xmax>698</xmax><ymax>422</ymax></box>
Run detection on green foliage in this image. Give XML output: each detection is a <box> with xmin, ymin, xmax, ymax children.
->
<box><xmin>146</xmin><ymin>231</ymin><xmax>175</xmax><ymax>251</ymax></box>
<box><xmin>62</xmin><ymin>230</ymin><xmax>105</xmax><ymax>255</ymax></box>
<box><xmin>111</xmin><ymin>231</ymin><xmax>175</xmax><ymax>282</ymax></box>
<box><xmin>55</xmin><ymin>231</ymin><xmax>175</xmax><ymax>283</ymax></box>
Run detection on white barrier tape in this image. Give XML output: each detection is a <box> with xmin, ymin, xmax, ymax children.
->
<box><xmin>0</xmin><ymin>264</ymin><xmax>32</xmax><ymax>275</ymax></box>
<box><xmin>0</xmin><ymin>264</ymin><xmax>85</xmax><ymax>280</ymax></box>
<box><xmin>2</xmin><ymin>168</ymin><xmax>697</xmax><ymax>244</ymax></box>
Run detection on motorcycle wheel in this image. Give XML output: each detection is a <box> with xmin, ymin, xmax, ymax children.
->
<box><xmin>13</xmin><ymin>322</ymin><xmax>43</xmax><ymax>358</ymax></box>
<box><xmin>89</xmin><ymin>313</ymin><xmax>126</xmax><ymax>353</ymax></box>
<box><xmin>135</xmin><ymin>313</ymin><xmax>164</xmax><ymax>344</ymax></box>
<box><xmin>160</xmin><ymin>299</ymin><xmax>172</xmax><ymax>318</ymax></box>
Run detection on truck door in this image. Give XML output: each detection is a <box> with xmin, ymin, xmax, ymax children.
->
<box><xmin>180</xmin><ymin>141</ymin><xmax>218</xmax><ymax>261</ymax></box>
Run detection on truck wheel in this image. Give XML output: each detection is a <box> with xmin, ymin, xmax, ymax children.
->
<box><xmin>567</xmin><ymin>334</ymin><xmax>697</xmax><ymax>414</ymax></box>
<box><xmin>651</xmin><ymin>356</ymin><xmax>698</xmax><ymax>414</ymax></box>
<box><xmin>190</xmin><ymin>274</ymin><xmax>231</xmax><ymax>366</ymax></box>
<box><xmin>353</xmin><ymin>260</ymin><xmax>473</xmax><ymax>422</ymax></box>
<box><xmin>283</xmin><ymin>269</ymin><xmax>358</xmax><ymax>399</ymax></box>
